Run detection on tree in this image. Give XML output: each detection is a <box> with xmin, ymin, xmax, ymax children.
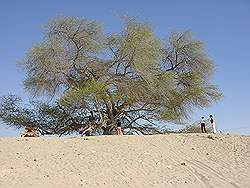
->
<box><xmin>0</xmin><ymin>16</ymin><xmax>222</xmax><ymax>135</ymax></box>
<box><xmin>0</xmin><ymin>95</ymin><xmax>88</xmax><ymax>136</ymax></box>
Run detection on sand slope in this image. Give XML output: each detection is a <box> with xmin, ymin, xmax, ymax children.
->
<box><xmin>0</xmin><ymin>134</ymin><xmax>249</xmax><ymax>188</ymax></box>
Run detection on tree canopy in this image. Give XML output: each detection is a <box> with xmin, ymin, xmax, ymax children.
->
<box><xmin>0</xmin><ymin>16</ymin><xmax>222</xmax><ymax>135</ymax></box>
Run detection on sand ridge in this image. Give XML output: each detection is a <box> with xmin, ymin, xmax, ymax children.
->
<box><xmin>0</xmin><ymin>134</ymin><xmax>249</xmax><ymax>188</ymax></box>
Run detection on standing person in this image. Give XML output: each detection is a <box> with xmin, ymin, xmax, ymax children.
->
<box><xmin>200</xmin><ymin>116</ymin><xmax>207</xmax><ymax>133</ymax></box>
<box><xmin>89</xmin><ymin>111</ymin><xmax>95</xmax><ymax>124</ymax></box>
<box><xmin>209</xmin><ymin>114</ymin><xmax>216</xmax><ymax>134</ymax></box>
<box><xmin>116</xmin><ymin>119</ymin><xmax>123</xmax><ymax>135</ymax></box>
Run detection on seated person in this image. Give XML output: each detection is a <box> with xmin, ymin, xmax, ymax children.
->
<box><xmin>79</xmin><ymin>126</ymin><xmax>93</xmax><ymax>136</ymax></box>
<box><xmin>21</xmin><ymin>127</ymin><xmax>39</xmax><ymax>137</ymax></box>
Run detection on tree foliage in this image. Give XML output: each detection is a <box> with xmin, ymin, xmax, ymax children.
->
<box><xmin>0</xmin><ymin>95</ymin><xmax>88</xmax><ymax>136</ymax></box>
<box><xmin>0</xmin><ymin>16</ymin><xmax>222</xmax><ymax>135</ymax></box>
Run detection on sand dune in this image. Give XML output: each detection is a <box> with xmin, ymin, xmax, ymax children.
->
<box><xmin>0</xmin><ymin>134</ymin><xmax>249</xmax><ymax>188</ymax></box>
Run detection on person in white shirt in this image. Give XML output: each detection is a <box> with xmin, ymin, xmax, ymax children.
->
<box><xmin>209</xmin><ymin>114</ymin><xmax>216</xmax><ymax>134</ymax></box>
<box><xmin>200</xmin><ymin>116</ymin><xmax>207</xmax><ymax>133</ymax></box>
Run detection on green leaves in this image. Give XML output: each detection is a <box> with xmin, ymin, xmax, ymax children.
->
<box><xmin>166</xmin><ymin>31</ymin><xmax>215</xmax><ymax>79</ymax></box>
<box><xmin>21</xmin><ymin>16</ymin><xmax>105</xmax><ymax>96</ymax></box>
<box><xmin>46</xmin><ymin>16</ymin><xmax>105</xmax><ymax>55</ymax></box>
<box><xmin>60</xmin><ymin>80</ymin><xmax>108</xmax><ymax>106</ymax></box>
<box><xmin>112</xmin><ymin>19</ymin><xmax>163</xmax><ymax>80</ymax></box>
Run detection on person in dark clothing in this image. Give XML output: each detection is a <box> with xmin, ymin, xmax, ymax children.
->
<box><xmin>117</xmin><ymin>119</ymin><xmax>121</xmax><ymax>127</ymax></box>
<box><xmin>89</xmin><ymin>111</ymin><xmax>95</xmax><ymax>123</ymax></box>
<box><xmin>101</xmin><ymin>119</ymin><xmax>112</xmax><ymax>135</ymax></box>
<box><xmin>209</xmin><ymin>114</ymin><xmax>217</xmax><ymax>134</ymax></box>
<box><xmin>116</xmin><ymin>119</ymin><xmax>123</xmax><ymax>135</ymax></box>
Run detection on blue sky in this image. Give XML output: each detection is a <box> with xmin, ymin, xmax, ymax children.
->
<box><xmin>0</xmin><ymin>0</ymin><xmax>250</xmax><ymax>136</ymax></box>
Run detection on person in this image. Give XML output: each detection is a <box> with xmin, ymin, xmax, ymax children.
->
<box><xmin>21</xmin><ymin>127</ymin><xmax>39</xmax><ymax>137</ymax></box>
<box><xmin>200</xmin><ymin>116</ymin><xmax>207</xmax><ymax>133</ymax></box>
<box><xmin>101</xmin><ymin>119</ymin><xmax>112</xmax><ymax>135</ymax></box>
<box><xmin>84</xmin><ymin>127</ymin><xmax>92</xmax><ymax>136</ymax></box>
<box><xmin>79</xmin><ymin>125</ymin><xmax>93</xmax><ymax>136</ymax></box>
<box><xmin>88</xmin><ymin>111</ymin><xmax>96</xmax><ymax>124</ymax></box>
<box><xmin>116</xmin><ymin>119</ymin><xmax>123</xmax><ymax>135</ymax></box>
<box><xmin>209</xmin><ymin>114</ymin><xmax>216</xmax><ymax>134</ymax></box>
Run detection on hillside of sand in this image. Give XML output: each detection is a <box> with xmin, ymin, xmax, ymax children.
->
<box><xmin>0</xmin><ymin>134</ymin><xmax>249</xmax><ymax>188</ymax></box>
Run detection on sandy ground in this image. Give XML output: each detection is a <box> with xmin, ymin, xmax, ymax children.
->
<box><xmin>0</xmin><ymin>134</ymin><xmax>249</xmax><ymax>188</ymax></box>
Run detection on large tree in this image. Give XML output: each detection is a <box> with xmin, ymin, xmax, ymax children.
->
<box><xmin>0</xmin><ymin>16</ymin><xmax>222</xmax><ymax>135</ymax></box>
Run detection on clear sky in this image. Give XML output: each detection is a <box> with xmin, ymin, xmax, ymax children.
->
<box><xmin>0</xmin><ymin>0</ymin><xmax>250</xmax><ymax>136</ymax></box>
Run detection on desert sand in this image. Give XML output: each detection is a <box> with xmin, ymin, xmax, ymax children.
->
<box><xmin>0</xmin><ymin>134</ymin><xmax>249</xmax><ymax>188</ymax></box>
